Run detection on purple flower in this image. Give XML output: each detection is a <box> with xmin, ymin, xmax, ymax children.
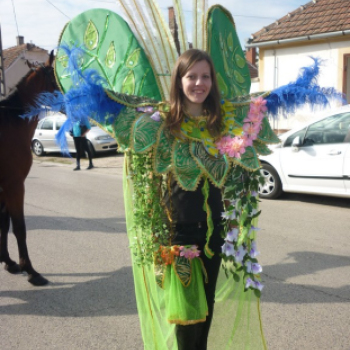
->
<box><xmin>251</xmin><ymin>191</ymin><xmax>258</xmax><ymax>197</ymax></box>
<box><xmin>246</xmin><ymin>261</ymin><xmax>262</xmax><ymax>274</ymax></box>
<box><xmin>226</xmin><ymin>228</ymin><xmax>239</xmax><ymax>242</ymax></box>
<box><xmin>221</xmin><ymin>242</ymin><xmax>235</xmax><ymax>257</ymax></box>
<box><xmin>221</xmin><ymin>210</ymin><xmax>236</xmax><ymax>220</ymax></box>
<box><xmin>233</xmin><ymin>245</ymin><xmax>246</xmax><ymax>263</ymax></box>
<box><xmin>248</xmin><ymin>225</ymin><xmax>260</xmax><ymax>237</ymax></box>
<box><xmin>245</xmin><ymin>277</ymin><xmax>254</xmax><ymax>289</ymax></box>
<box><xmin>245</xmin><ymin>277</ymin><xmax>264</xmax><ymax>291</ymax></box>
<box><xmin>249</xmin><ymin>241</ymin><xmax>260</xmax><ymax>258</ymax></box>
<box><xmin>150</xmin><ymin>111</ymin><xmax>161</xmax><ymax>122</ymax></box>
<box><xmin>136</xmin><ymin>106</ymin><xmax>154</xmax><ymax>113</ymax></box>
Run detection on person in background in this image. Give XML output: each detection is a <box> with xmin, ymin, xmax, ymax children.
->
<box><xmin>72</xmin><ymin>119</ymin><xmax>94</xmax><ymax>171</ymax></box>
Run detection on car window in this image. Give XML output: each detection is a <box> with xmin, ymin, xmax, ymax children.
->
<box><xmin>41</xmin><ymin>119</ymin><xmax>54</xmax><ymax>130</ymax></box>
<box><xmin>304</xmin><ymin>112</ymin><xmax>350</xmax><ymax>145</ymax></box>
<box><xmin>284</xmin><ymin>128</ymin><xmax>307</xmax><ymax>147</ymax></box>
<box><xmin>56</xmin><ymin>120</ymin><xmax>65</xmax><ymax>130</ymax></box>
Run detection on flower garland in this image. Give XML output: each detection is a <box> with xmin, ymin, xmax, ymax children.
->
<box><xmin>220</xmin><ymin>166</ymin><xmax>265</xmax><ymax>295</ymax></box>
<box><xmin>157</xmin><ymin>245</ymin><xmax>201</xmax><ymax>265</ymax></box>
<box><xmin>216</xmin><ymin>96</ymin><xmax>267</xmax><ymax>158</ymax></box>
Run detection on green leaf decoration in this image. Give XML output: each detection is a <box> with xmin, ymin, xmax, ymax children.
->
<box><xmin>227</xmin><ymin>32</ymin><xmax>234</xmax><ymax>52</ymax></box>
<box><xmin>57</xmin><ymin>55</ymin><xmax>68</xmax><ymax>68</ymax></box>
<box><xmin>105</xmin><ymin>41</ymin><xmax>116</xmax><ymax>68</ymax></box>
<box><xmin>207</xmin><ymin>5</ymin><xmax>251</xmax><ymax>99</ymax></box>
<box><xmin>190</xmin><ymin>142</ymin><xmax>230</xmax><ymax>188</ymax></box>
<box><xmin>132</xmin><ymin>113</ymin><xmax>162</xmax><ymax>153</ymax></box>
<box><xmin>235</xmin><ymin>146</ymin><xmax>260</xmax><ymax>171</ymax></box>
<box><xmin>154</xmin><ymin>126</ymin><xmax>174</xmax><ymax>174</ymax></box>
<box><xmin>235</xmin><ymin>53</ymin><xmax>246</xmax><ymax>69</ymax></box>
<box><xmin>121</xmin><ymin>70</ymin><xmax>136</xmax><ymax>95</ymax></box>
<box><xmin>113</xmin><ymin>106</ymin><xmax>136</xmax><ymax>150</ymax></box>
<box><xmin>84</xmin><ymin>20</ymin><xmax>99</xmax><ymax>50</ymax></box>
<box><xmin>173</xmin><ymin>141</ymin><xmax>202</xmax><ymax>191</ymax></box>
<box><xmin>257</xmin><ymin>117</ymin><xmax>281</xmax><ymax>144</ymax></box>
<box><xmin>174</xmin><ymin>256</ymin><xmax>191</xmax><ymax>287</ymax></box>
<box><xmin>216</xmin><ymin>72</ymin><xmax>229</xmax><ymax>98</ymax></box>
<box><xmin>253</xmin><ymin>141</ymin><xmax>272</xmax><ymax>156</ymax></box>
<box><xmin>55</xmin><ymin>8</ymin><xmax>162</xmax><ymax>102</ymax></box>
<box><xmin>233</xmin><ymin>70</ymin><xmax>245</xmax><ymax>84</ymax></box>
<box><xmin>125</xmin><ymin>49</ymin><xmax>141</xmax><ymax>69</ymax></box>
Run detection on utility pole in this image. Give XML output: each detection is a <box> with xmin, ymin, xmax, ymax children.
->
<box><xmin>0</xmin><ymin>25</ymin><xmax>6</xmax><ymax>98</ymax></box>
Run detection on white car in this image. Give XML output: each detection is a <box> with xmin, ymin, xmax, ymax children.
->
<box><xmin>32</xmin><ymin>112</ymin><xmax>118</xmax><ymax>157</ymax></box>
<box><xmin>259</xmin><ymin>106</ymin><xmax>350</xmax><ymax>199</ymax></box>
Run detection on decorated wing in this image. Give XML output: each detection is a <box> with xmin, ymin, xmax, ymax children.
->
<box><xmin>55</xmin><ymin>8</ymin><xmax>163</xmax><ymax>101</ymax></box>
<box><xmin>207</xmin><ymin>5</ymin><xmax>251</xmax><ymax>99</ymax></box>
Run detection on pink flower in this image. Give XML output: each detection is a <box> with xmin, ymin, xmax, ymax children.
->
<box><xmin>243</xmin><ymin>123</ymin><xmax>260</xmax><ymax>139</ymax></box>
<box><xmin>241</xmin><ymin>135</ymin><xmax>254</xmax><ymax>147</ymax></box>
<box><xmin>180</xmin><ymin>245</ymin><xmax>201</xmax><ymax>259</ymax></box>
<box><xmin>251</xmin><ymin>96</ymin><xmax>267</xmax><ymax>113</ymax></box>
<box><xmin>244</xmin><ymin>110</ymin><xmax>264</xmax><ymax>124</ymax></box>
<box><xmin>227</xmin><ymin>137</ymin><xmax>246</xmax><ymax>158</ymax></box>
<box><xmin>216</xmin><ymin>136</ymin><xmax>233</xmax><ymax>155</ymax></box>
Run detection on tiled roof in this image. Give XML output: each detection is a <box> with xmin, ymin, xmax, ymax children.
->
<box><xmin>247</xmin><ymin>62</ymin><xmax>258</xmax><ymax>79</ymax></box>
<box><xmin>250</xmin><ymin>0</ymin><xmax>350</xmax><ymax>44</ymax></box>
<box><xmin>2</xmin><ymin>43</ymin><xmax>47</xmax><ymax>70</ymax></box>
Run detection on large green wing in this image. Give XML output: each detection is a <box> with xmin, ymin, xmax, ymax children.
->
<box><xmin>55</xmin><ymin>8</ymin><xmax>162</xmax><ymax>101</ymax></box>
<box><xmin>206</xmin><ymin>5</ymin><xmax>251</xmax><ymax>98</ymax></box>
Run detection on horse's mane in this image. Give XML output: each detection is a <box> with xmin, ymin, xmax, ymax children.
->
<box><xmin>0</xmin><ymin>67</ymin><xmax>36</xmax><ymax>108</ymax></box>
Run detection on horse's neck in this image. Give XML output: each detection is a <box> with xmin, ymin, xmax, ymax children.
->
<box><xmin>16</xmin><ymin>72</ymin><xmax>43</xmax><ymax>107</ymax></box>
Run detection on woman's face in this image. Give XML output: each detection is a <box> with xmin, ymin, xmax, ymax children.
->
<box><xmin>180</xmin><ymin>60</ymin><xmax>212</xmax><ymax>113</ymax></box>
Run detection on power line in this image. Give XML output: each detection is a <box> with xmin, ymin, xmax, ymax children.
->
<box><xmin>11</xmin><ymin>0</ymin><xmax>20</xmax><ymax>37</ymax></box>
<box><xmin>45</xmin><ymin>0</ymin><xmax>71</xmax><ymax>20</ymax></box>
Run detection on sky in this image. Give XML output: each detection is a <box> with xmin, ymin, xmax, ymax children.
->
<box><xmin>0</xmin><ymin>0</ymin><xmax>307</xmax><ymax>51</ymax></box>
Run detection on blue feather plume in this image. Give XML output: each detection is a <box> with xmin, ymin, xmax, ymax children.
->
<box><xmin>265</xmin><ymin>57</ymin><xmax>345</xmax><ymax>117</ymax></box>
<box><xmin>23</xmin><ymin>43</ymin><xmax>125</xmax><ymax>155</ymax></box>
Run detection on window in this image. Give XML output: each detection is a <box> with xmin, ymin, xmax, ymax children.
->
<box><xmin>41</xmin><ymin>119</ymin><xmax>54</xmax><ymax>130</ymax></box>
<box><xmin>284</xmin><ymin>127</ymin><xmax>307</xmax><ymax>147</ymax></box>
<box><xmin>56</xmin><ymin>120</ymin><xmax>65</xmax><ymax>130</ymax></box>
<box><xmin>304</xmin><ymin>112</ymin><xmax>350</xmax><ymax>145</ymax></box>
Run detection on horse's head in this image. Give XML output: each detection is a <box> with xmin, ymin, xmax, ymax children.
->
<box><xmin>25</xmin><ymin>50</ymin><xmax>58</xmax><ymax>97</ymax></box>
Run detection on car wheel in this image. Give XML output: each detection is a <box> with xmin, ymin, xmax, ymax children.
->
<box><xmin>259</xmin><ymin>164</ymin><xmax>283</xmax><ymax>199</ymax></box>
<box><xmin>87</xmin><ymin>140</ymin><xmax>96</xmax><ymax>158</ymax></box>
<box><xmin>32</xmin><ymin>140</ymin><xmax>44</xmax><ymax>156</ymax></box>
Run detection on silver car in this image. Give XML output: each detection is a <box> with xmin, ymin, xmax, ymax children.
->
<box><xmin>32</xmin><ymin>112</ymin><xmax>118</xmax><ymax>157</ymax></box>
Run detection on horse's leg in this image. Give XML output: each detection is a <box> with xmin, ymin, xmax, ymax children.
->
<box><xmin>7</xmin><ymin>184</ymin><xmax>48</xmax><ymax>286</ymax></box>
<box><xmin>0</xmin><ymin>202</ymin><xmax>21</xmax><ymax>273</ymax></box>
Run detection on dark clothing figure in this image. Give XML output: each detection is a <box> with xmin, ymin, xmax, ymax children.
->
<box><xmin>165</xmin><ymin>175</ymin><xmax>224</xmax><ymax>350</ymax></box>
<box><xmin>73</xmin><ymin>136</ymin><xmax>93</xmax><ymax>170</ymax></box>
<box><xmin>72</xmin><ymin>120</ymin><xmax>94</xmax><ymax>170</ymax></box>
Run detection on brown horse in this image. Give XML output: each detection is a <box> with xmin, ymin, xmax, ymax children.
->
<box><xmin>0</xmin><ymin>51</ymin><xmax>56</xmax><ymax>286</ymax></box>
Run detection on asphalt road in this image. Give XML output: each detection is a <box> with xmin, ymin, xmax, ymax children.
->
<box><xmin>0</xmin><ymin>154</ymin><xmax>349</xmax><ymax>350</ymax></box>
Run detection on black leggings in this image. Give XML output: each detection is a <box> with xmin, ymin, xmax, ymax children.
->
<box><xmin>73</xmin><ymin>136</ymin><xmax>93</xmax><ymax>163</ymax></box>
<box><xmin>172</xmin><ymin>219</ymin><xmax>224</xmax><ymax>350</ymax></box>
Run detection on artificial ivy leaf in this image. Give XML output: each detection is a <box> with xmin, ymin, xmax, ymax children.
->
<box><xmin>84</xmin><ymin>20</ymin><xmax>99</xmax><ymax>50</ymax></box>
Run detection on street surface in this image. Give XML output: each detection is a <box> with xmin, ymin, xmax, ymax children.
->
<box><xmin>0</xmin><ymin>153</ymin><xmax>349</xmax><ymax>350</ymax></box>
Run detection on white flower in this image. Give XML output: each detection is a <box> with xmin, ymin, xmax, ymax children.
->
<box><xmin>233</xmin><ymin>245</ymin><xmax>246</xmax><ymax>264</ymax></box>
<box><xmin>221</xmin><ymin>242</ymin><xmax>235</xmax><ymax>257</ymax></box>
<box><xmin>246</xmin><ymin>261</ymin><xmax>262</xmax><ymax>274</ymax></box>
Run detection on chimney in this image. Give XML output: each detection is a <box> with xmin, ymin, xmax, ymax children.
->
<box><xmin>168</xmin><ymin>7</ymin><xmax>180</xmax><ymax>55</ymax></box>
<box><xmin>246</xmin><ymin>47</ymin><xmax>257</xmax><ymax>66</ymax></box>
<box><xmin>16</xmin><ymin>36</ymin><xmax>24</xmax><ymax>46</ymax></box>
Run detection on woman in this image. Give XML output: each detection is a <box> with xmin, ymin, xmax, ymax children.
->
<box><xmin>164</xmin><ymin>49</ymin><xmax>226</xmax><ymax>350</ymax></box>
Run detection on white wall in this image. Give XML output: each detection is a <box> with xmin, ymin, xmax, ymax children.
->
<box><xmin>260</xmin><ymin>40</ymin><xmax>350</xmax><ymax>130</ymax></box>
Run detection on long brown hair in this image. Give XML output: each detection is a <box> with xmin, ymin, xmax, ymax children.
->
<box><xmin>166</xmin><ymin>49</ymin><xmax>222</xmax><ymax>137</ymax></box>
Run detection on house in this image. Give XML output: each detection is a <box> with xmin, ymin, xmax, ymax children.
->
<box><xmin>1</xmin><ymin>36</ymin><xmax>49</xmax><ymax>97</ymax></box>
<box><xmin>245</xmin><ymin>0</ymin><xmax>350</xmax><ymax>130</ymax></box>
